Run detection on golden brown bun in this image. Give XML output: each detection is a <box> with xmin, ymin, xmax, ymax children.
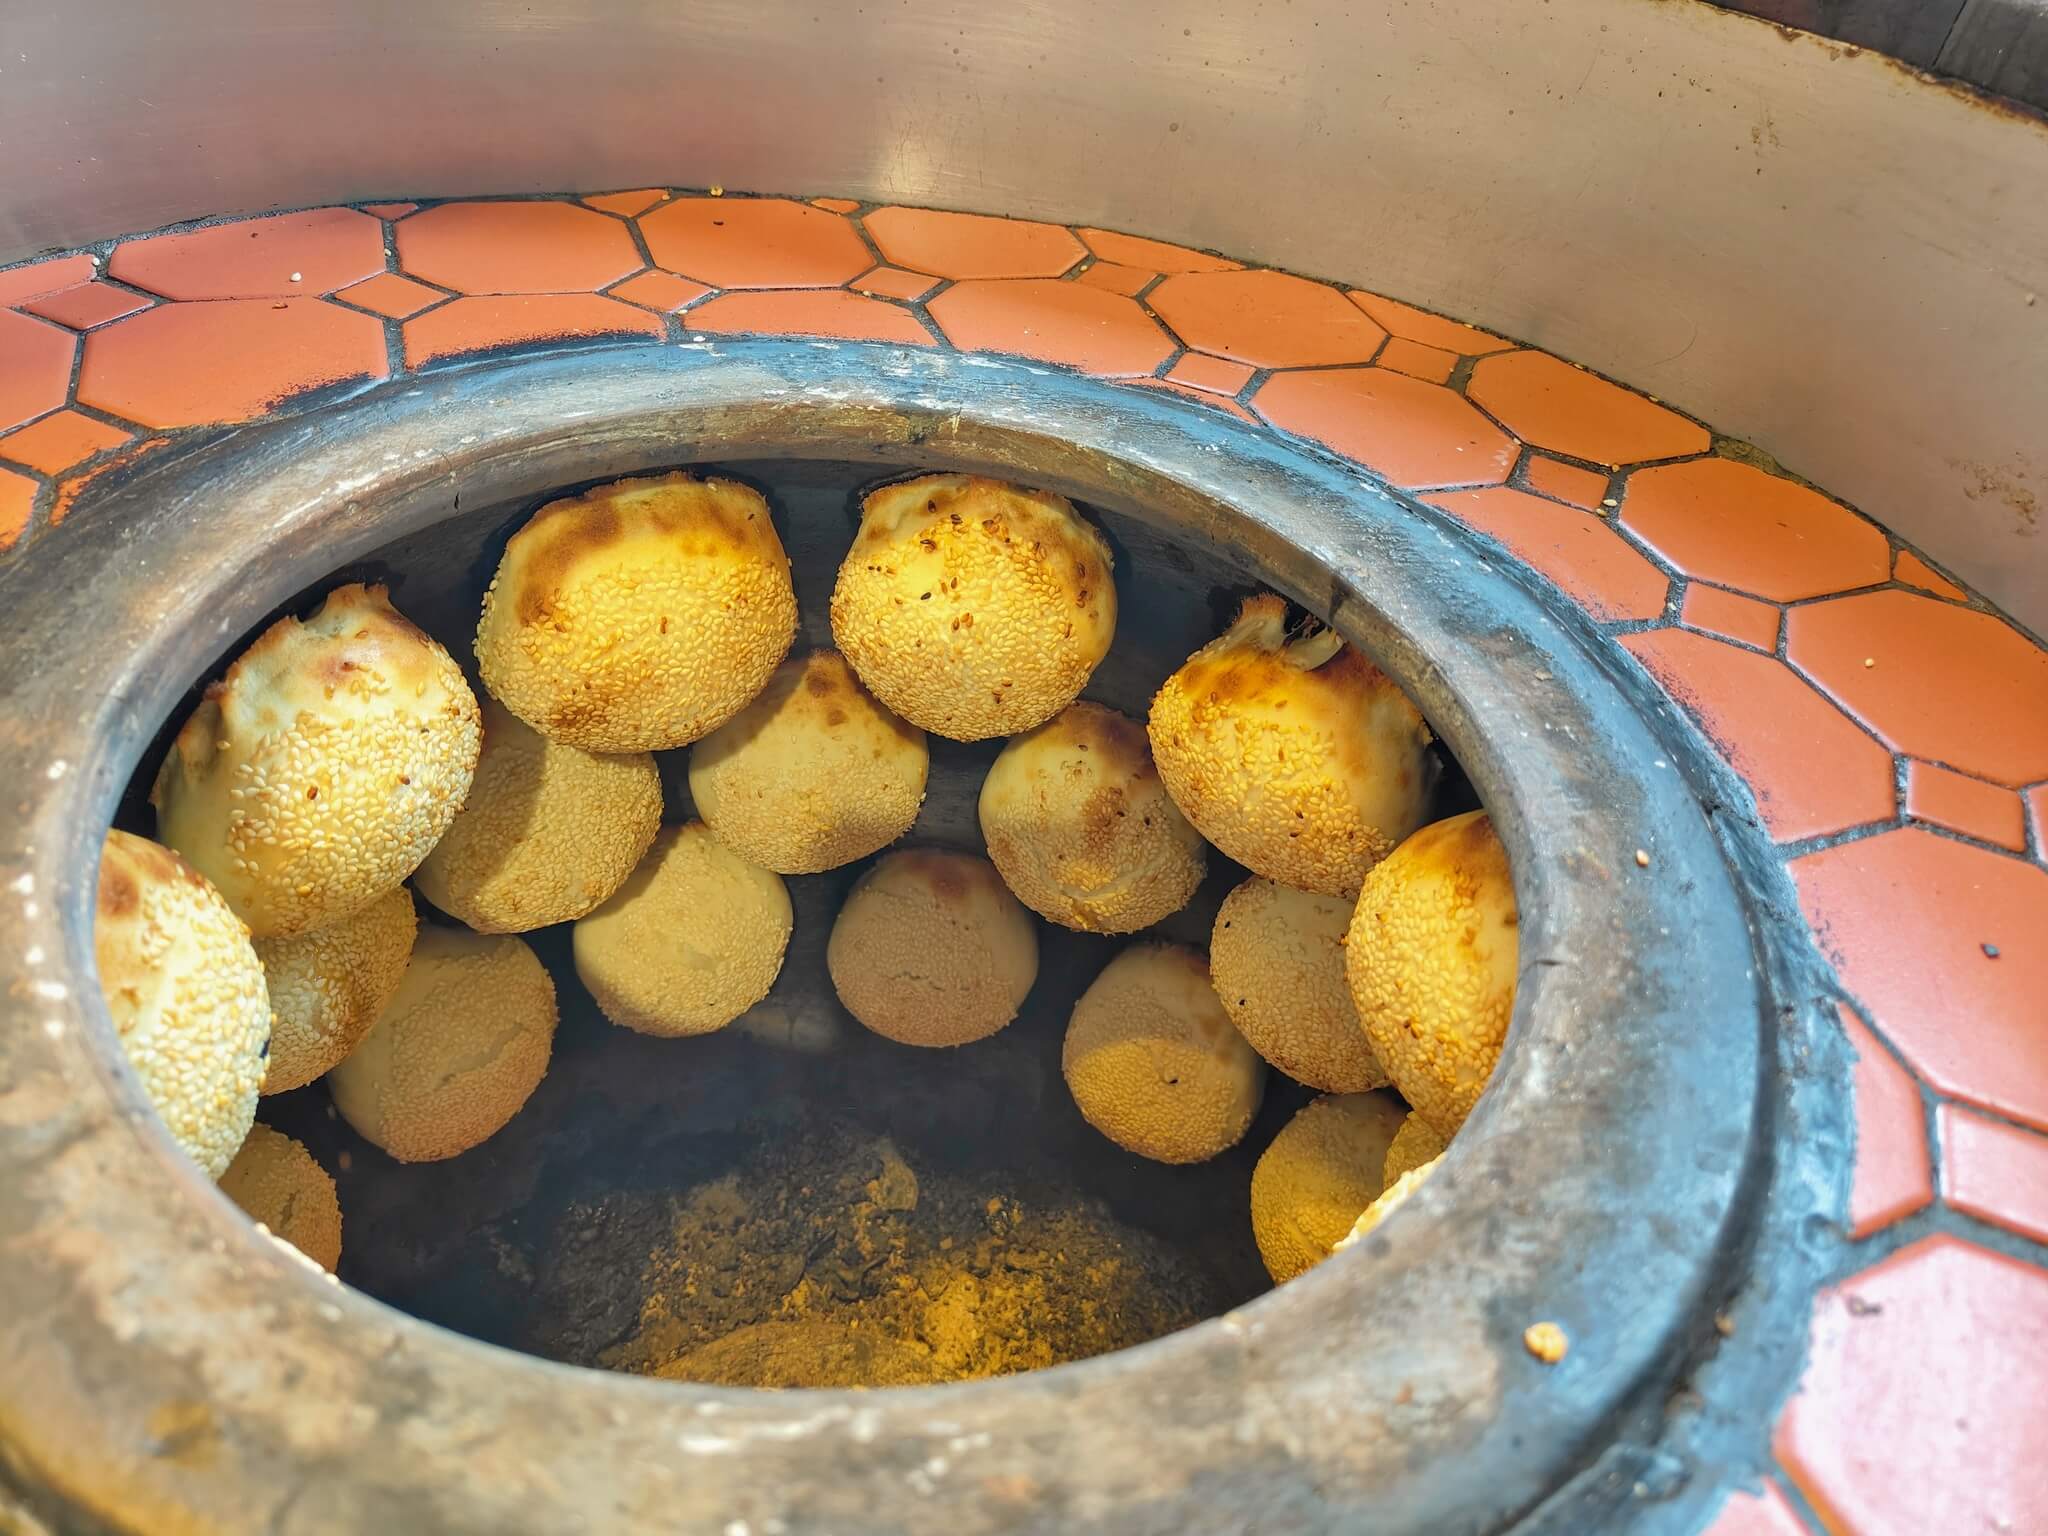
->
<box><xmin>978</xmin><ymin>701</ymin><xmax>1205</xmax><ymax>933</ymax></box>
<box><xmin>415</xmin><ymin>695</ymin><xmax>662</xmax><ymax>931</ymax></box>
<box><xmin>1209</xmin><ymin>876</ymin><xmax>1386</xmax><ymax>1093</ymax></box>
<box><xmin>1149</xmin><ymin>594</ymin><xmax>1433</xmax><ymax>897</ymax></box>
<box><xmin>217</xmin><ymin>1124</ymin><xmax>343</xmax><ymax>1272</ymax></box>
<box><xmin>475</xmin><ymin>473</ymin><xmax>796</xmax><ymax>752</ymax></box>
<box><xmin>1250</xmin><ymin>1091</ymin><xmax>1407</xmax><ymax>1282</ymax></box>
<box><xmin>690</xmin><ymin>649</ymin><xmax>927</xmax><ymax>875</ymax></box>
<box><xmin>151</xmin><ymin>582</ymin><xmax>481</xmax><ymax>939</ymax></box>
<box><xmin>830</xmin><ymin>475</ymin><xmax>1116</xmax><ymax>740</ymax></box>
<box><xmin>253</xmin><ymin>884</ymin><xmax>416</xmax><ymax>1093</ymax></box>
<box><xmin>94</xmin><ymin>830</ymin><xmax>270</xmax><ymax>1178</ymax></box>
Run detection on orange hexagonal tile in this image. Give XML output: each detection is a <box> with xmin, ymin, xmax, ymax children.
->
<box><xmin>1150</xmin><ymin>269</ymin><xmax>1387</xmax><ymax>368</ymax></box>
<box><xmin>1620</xmin><ymin>459</ymin><xmax>1890</xmax><ymax>601</ymax></box>
<box><xmin>1681</xmin><ymin>585</ymin><xmax>1781</xmax><ymax>652</ymax></box>
<box><xmin>1348</xmin><ymin>290</ymin><xmax>1513</xmax><ymax>355</ymax></box>
<box><xmin>1939</xmin><ymin>1104</ymin><xmax>2048</xmax><ymax>1245</ymax></box>
<box><xmin>334</xmin><ymin>272</ymin><xmax>446</xmax><ymax>320</ymax></box>
<box><xmin>22</xmin><ymin>282</ymin><xmax>151</xmax><ymax>331</ymax></box>
<box><xmin>0</xmin><ymin>310</ymin><xmax>77</xmax><ymax>433</ymax></box>
<box><xmin>1792</xmin><ymin>827</ymin><xmax>2048</xmax><ymax>1129</ymax></box>
<box><xmin>811</xmin><ymin>197</ymin><xmax>861</xmax><ymax>215</ymax></box>
<box><xmin>1895</xmin><ymin>548</ymin><xmax>1968</xmax><ymax>601</ymax></box>
<box><xmin>1468</xmin><ymin>350</ymin><xmax>1710</xmax><ymax>467</ymax></box>
<box><xmin>1077</xmin><ymin>227</ymin><xmax>1238</xmax><ymax>272</ymax></box>
<box><xmin>1787</xmin><ymin>590</ymin><xmax>2048</xmax><ymax>788</ymax></box>
<box><xmin>403</xmin><ymin>294</ymin><xmax>665</xmax><ymax>367</ymax></box>
<box><xmin>2029</xmin><ymin>786</ymin><xmax>2047</xmax><ymax>852</ymax></box>
<box><xmin>1376</xmin><ymin>337</ymin><xmax>1456</xmax><ymax>385</ymax></box>
<box><xmin>1621</xmin><ymin>630</ymin><xmax>1895</xmax><ymax>843</ymax></box>
<box><xmin>1252</xmin><ymin>367</ymin><xmax>1516</xmax><ymax>490</ymax></box>
<box><xmin>1076</xmin><ymin>262</ymin><xmax>1155</xmax><ymax>297</ymax></box>
<box><xmin>47</xmin><ymin>436</ymin><xmax>169</xmax><ymax>527</ymax></box>
<box><xmin>78</xmin><ymin>299</ymin><xmax>388</xmax><ymax>427</ymax></box>
<box><xmin>0</xmin><ymin>254</ymin><xmax>97</xmax><ymax>307</ymax></box>
<box><xmin>641</xmin><ymin>198</ymin><xmax>872</xmax><ymax>289</ymax></box>
<box><xmin>686</xmin><ymin>290</ymin><xmax>935</xmax><ymax>347</ymax></box>
<box><xmin>607</xmin><ymin>271</ymin><xmax>710</xmax><ymax>315</ymax></box>
<box><xmin>1427</xmin><ymin>486</ymin><xmax>1668</xmax><ymax>623</ymax></box>
<box><xmin>1125</xmin><ymin>377</ymin><xmax>1257</xmax><ymax>421</ymax></box>
<box><xmin>1776</xmin><ymin>1236</ymin><xmax>2048</xmax><ymax>1535</ymax></box>
<box><xmin>0</xmin><ymin>410</ymin><xmax>132</xmax><ymax>475</ymax></box>
<box><xmin>109</xmin><ymin>208</ymin><xmax>385</xmax><ymax>299</ymax></box>
<box><xmin>1164</xmin><ymin>353</ymin><xmax>1254</xmax><ymax>397</ymax></box>
<box><xmin>582</xmin><ymin>189</ymin><xmax>668</xmax><ymax>218</ymax></box>
<box><xmin>1904</xmin><ymin>761</ymin><xmax>2028</xmax><ymax>851</ymax></box>
<box><xmin>1697</xmin><ymin>1482</ymin><xmax>1810</xmax><ymax>1536</ymax></box>
<box><xmin>927</xmin><ymin>280</ymin><xmax>1172</xmax><ymax>376</ymax></box>
<box><xmin>865</xmin><ymin>207</ymin><xmax>1083</xmax><ymax>280</ymax></box>
<box><xmin>1522</xmin><ymin>454</ymin><xmax>1611</xmax><ymax>512</ymax></box>
<box><xmin>851</xmin><ymin>267</ymin><xmax>940</xmax><ymax>302</ymax></box>
<box><xmin>1838</xmin><ymin>1007</ymin><xmax>1933</xmax><ymax>1238</ymax></box>
<box><xmin>0</xmin><ymin>464</ymin><xmax>35</xmax><ymax>550</ymax></box>
<box><xmin>397</xmin><ymin>201</ymin><xmax>641</xmax><ymax>294</ymax></box>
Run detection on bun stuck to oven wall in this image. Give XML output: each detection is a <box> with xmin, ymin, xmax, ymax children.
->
<box><xmin>475</xmin><ymin>473</ymin><xmax>798</xmax><ymax>753</ymax></box>
<box><xmin>831</xmin><ymin>474</ymin><xmax>1117</xmax><ymax>741</ymax></box>
<box><xmin>150</xmin><ymin>582</ymin><xmax>482</xmax><ymax>941</ymax></box>
<box><xmin>93</xmin><ymin>830</ymin><xmax>271</xmax><ymax>1178</ymax></box>
<box><xmin>1148</xmin><ymin>595</ymin><xmax>1435</xmax><ymax>899</ymax></box>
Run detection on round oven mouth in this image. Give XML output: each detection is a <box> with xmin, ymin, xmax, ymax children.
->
<box><xmin>0</xmin><ymin>342</ymin><xmax>1768</xmax><ymax>1535</ymax></box>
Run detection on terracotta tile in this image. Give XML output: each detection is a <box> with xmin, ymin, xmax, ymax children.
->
<box><xmin>360</xmin><ymin>202</ymin><xmax>418</xmax><ymax>221</ymax></box>
<box><xmin>851</xmin><ymin>266</ymin><xmax>940</xmax><ymax>302</ymax></box>
<box><xmin>1905</xmin><ymin>761</ymin><xmax>2028</xmax><ymax>851</ymax></box>
<box><xmin>0</xmin><ymin>464</ymin><xmax>35</xmax><ymax>550</ymax></box>
<box><xmin>811</xmin><ymin>197</ymin><xmax>861</xmax><ymax>215</ymax></box>
<box><xmin>1523</xmin><ymin>454</ymin><xmax>1611</xmax><ymax>511</ymax></box>
<box><xmin>1837</xmin><ymin>1007</ymin><xmax>1934</xmax><ymax>1238</ymax></box>
<box><xmin>641</xmin><ymin>197</ymin><xmax>872</xmax><ymax>289</ymax></box>
<box><xmin>1468</xmin><ymin>350</ymin><xmax>1710</xmax><ymax>466</ymax></box>
<box><xmin>927</xmin><ymin>279</ymin><xmax>1172</xmax><ymax>377</ymax></box>
<box><xmin>1077</xmin><ymin>227</ymin><xmax>1239</xmax><ymax>272</ymax></box>
<box><xmin>1164</xmin><ymin>352</ymin><xmax>1255</xmax><ymax>397</ymax></box>
<box><xmin>0</xmin><ymin>311</ymin><xmax>77</xmax><ymax>433</ymax></box>
<box><xmin>1376</xmin><ymin>337</ymin><xmax>1457</xmax><ymax>385</ymax></box>
<box><xmin>1347</xmin><ymin>289</ymin><xmax>1513</xmax><ymax>354</ymax></box>
<box><xmin>1076</xmin><ymin>261</ymin><xmax>1156</xmax><ymax>297</ymax></box>
<box><xmin>1428</xmin><ymin>486</ymin><xmax>1668</xmax><ymax>623</ymax></box>
<box><xmin>607</xmin><ymin>271</ymin><xmax>710</xmax><ymax>314</ymax></box>
<box><xmin>1787</xmin><ymin>590</ymin><xmax>2048</xmax><ymax>788</ymax></box>
<box><xmin>0</xmin><ymin>410</ymin><xmax>132</xmax><ymax>475</ymax></box>
<box><xmin>1252</xmin><ymin>367</ymin><xmax>1516</xmax><ymax>490</ymax></box>
<box><xmin>1793</xmin><ymin>827</ymin><xmax>2048</xmax><ymax>1129</ymax></box>
<box><xmin>1150</xmin><ymin>269</ymin><xmax>1386</xmax><ymax>368</ymax></box>
<box><xmin>865</xmin><ymin>206</ymin><xmax>1084</xmax><ymax>280</ymax></box>
<box><xmin>79</xmin><ymin>299</ymin><xmax>387</xmax><ymax>428</ymax></box>
<box><xmin>48</xmin><ymin>437</ymin><xmax>170</xmax><ymax>526</ymax></box>
<box><xmin>397</xmin><ymin>201</ymin><xmax>641</xmax><ymax>294</ymax></box>
<box><xmin>1894</xmin><ymin>548</ymin><xmax>1968</xmax><ymax>602</ymax></box>
<box><xmin>1939</xmin><ymin>1103</ymin><xmax>2048</xmax><ymax>1243</ymax></box>
<box><xmin>1697</xmin><ymin>1482</ymin><xmax>1811</xmax><ymax>1536</ymax></box>
<box><xmin>110</xmin><ymin>209</ymin><xmax>385</xmax><ymax>300</ymax></box>
<box><xmin>0</xmin><ymin>253</ymin><xmax>98</xmax><ymax>307</ymax></box>
<box><xmin>687</xmin><ymin>289</ymin><xmax>935</xmax><ymax>347</ymax></box>
<box><xmin>402</xmin><ymin>294</ymin><xmax>664</xmax><ymax>366</ymax></box>
<box><xmin>1124</xmin><ymin>377</ymin><xmax>1257</xmax><ymax>421</ymax></box>
<box><xmin>1776</xmin><ymin>1235</ymin><xmax>2048</xmax><ymax>1535</ymax></box>
<box><xmin>22</xmin><ymin>282</ymin><xmax>150</xmax><ymax>331</ymax></box>
<box><xmin>2029</xmin><ymin>786</ymin><xmax>2047</xmax><ymax>853</ymax></box>
<box><xmin>582</xmin><ymin>189</ymin><xmax>667</xmax><ymax>218</ymax></box>
<box><xmin>333</xmin><ymin>272</ymin><xmax>445</xmax><ymax>320</ymax></box>
<box><xmin>1682</xmin><ymin>585</ymin><xmax>1782</xmax><ymax>652</ymax></box>
<box><xmin>1622</xmin><ymin>630</ymin><xmax>1895</xmax><ymax>843</ymax></box>
<box><xmin>1620</xmin><ymin>459</ymin><xmax>1890</xmax><ymax>601</ymax></box>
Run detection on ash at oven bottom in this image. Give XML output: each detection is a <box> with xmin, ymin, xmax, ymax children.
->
<box><xmin>516</xmin><ymin>1119</ymin><xmax>1223</xmax><ymax>1386</ymax></box>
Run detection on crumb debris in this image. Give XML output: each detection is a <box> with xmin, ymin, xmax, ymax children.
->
<box><xmin>1524</xmin><ymin>1320</ymin><xmax>1569</xmax><ymax>1364</ymax></box>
